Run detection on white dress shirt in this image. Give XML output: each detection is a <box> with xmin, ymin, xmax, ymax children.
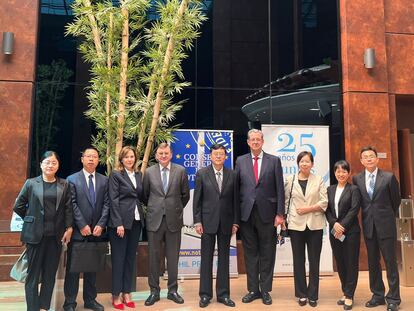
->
<box><xmin>126</xmin><ymin>169</ymin><xmax>140</xmax><ymax>221</ymax></box>
<box><xmin>82</xmin><ymin>169</ymin><xmax>96</xmax><ymax>191</ymax></box>
<box><xmin>334</xmin><ymin>185</ymin><xmax>345</xmax><ymax>218</ymax></box>
<box><xmin>251</xmin><ymin>150</ymin><xmax>264</xmax><ymax>178</ymax></box>
<box><xmin>365</xmin><ymin>167</ymin><xmax>378</xmax><ymax>194</ymax></box>
<box><xmin>213</xmin><ymin>166</ymin><xmax>224</xmax><ymax>189</ymax></box>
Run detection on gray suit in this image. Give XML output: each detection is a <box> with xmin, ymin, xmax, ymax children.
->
<box><xmin>143</xmin><ymin>163</ymin><xmax>190</xmax><ymax>294</ymax></box>
<box><xmin>235</xmin><ymin>152</ymin><xmax>285</xmax><ymax>293</ymax></box>
<box><xmin>352</xmin><ymin>169</ymin><xmax>401</xmax><ymax>304</ymax></box>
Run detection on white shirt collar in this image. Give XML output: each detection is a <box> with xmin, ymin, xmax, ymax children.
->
<box><xmin>212</xmin><ymin>165</ymin><xmax>224</xmax><ymax>175</ymax></box>
<box><xmin>82</xmin><ymin>169</ymin><xmax>95</xmax><ymax>179</ymax></box>
<box><xmin>251</xmin><ymin>151</ymin><xmax>263</xmax><ymax>159</ymax></box>
<box><xmin>159</xmin><ymin>162</ymin><xmax>172</xmax><ymax>172</ymax></box>
<box><xmin>365</xmin><ymin>167</ymin><xmax>378</xmax><ymax>177</ymax></box>
<box><xmin>125</xmin><ymin>169</ymin><xmax>135</xmax><ymax>176</ymax></box>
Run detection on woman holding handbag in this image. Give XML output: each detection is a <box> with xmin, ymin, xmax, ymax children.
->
<box><xmin>108</xmin><ymin>146</ymin><xmax>145</xmax><ymax>309</ymax></box>
<box><xmin>326</xmin><ymin>160</ymin><xmax>361</xmax><ymax>310</ymax></box>
<box><xmin>13</xmin><ymin>150</ymin><xmax>73</xmax><ymax>311</ymax></box>
<box><xmin>284</xmin><ymin>151</ymin><xmax>328</xmax><ymax>307</ymax></box>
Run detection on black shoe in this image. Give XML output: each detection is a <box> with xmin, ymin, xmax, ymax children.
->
<box><xmin>64</xmin><ymin>307</ymin><xmax>75</xmax><ymax>311</ymax></box>
<box><xmin>261</xmin><ymin>292</ymin><xmax>272</xmax><ymax>305</ymax></box>
<box><xmin>199</xmin><ymin>296</ymin><xmax>210</xmax><ymax>308</ymax></box>
<box><xmin>365</xmin><ymin>298</ymin><xmax>386</xmax><ymax>308</ymax></box>
<box><xmin>84</xmin><ymin>300</ymin><xmax>104</xmax><ymax>311</ymax></box>
<box><xmin>387</xmin><ymin>303</ymin><xmax>399</xmax><ymax>311</ymax></box>
<box><xmin>145</xmin><ymin>293</ymin><xmax>160</xmax><ymax>306</ymax></box>
<box><xmin>298</xmin><ymin>298</ymin><xmax>307</xmax><ymax>306</ymax></box>
<box><xmin>344</xmin><ymin>298</ymin><xmax>353</xmax><ymax>310</ymax></box>
<box><xmin>337</xmin><ymin>296</ymin><xmax>346</xmax><ymax>305</ymax></box>
<box><xmin>242</xmin><ymin>292</ymin><xmax>261</xmax><ymax>303</ymax></box>
<box><xmin>167</xmin><ymin>292</ymin><xmax>184</xmax><ymax>304</ymax></box>
<box><xmin>308</xmin><ymin>299</ymin><xmax>317</xmax><ymax>307</ymax></box>
<box><xmin>217</xmin><ymin>297</ymin><xmax>236</xmax><ymax>307</ymax></box>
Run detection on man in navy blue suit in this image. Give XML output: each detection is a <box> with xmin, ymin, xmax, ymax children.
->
<box><xmin>63</xmin><ymin>147</ymin><xmax>110</xmax><ymax>311</ymax></box>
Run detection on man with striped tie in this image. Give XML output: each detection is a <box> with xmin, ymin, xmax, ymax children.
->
<box><xmin>352</xmin><ymin>146</ymin><xmax>401</xmax><ymax>311</ymax></box>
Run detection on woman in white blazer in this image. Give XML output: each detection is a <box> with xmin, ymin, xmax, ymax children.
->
<box><xmin>284</xmin><ymin>151</ymin><xmax>328</xmax><ymax>307</ymax></box>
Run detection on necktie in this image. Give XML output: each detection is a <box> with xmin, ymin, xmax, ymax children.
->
<box><xmin>88</xmin><ymin>174</ymin><xmax>96</xmax><ymax>208</ymax></box>
<box><xmin>253</xmin><ymin>156</ymin><xmax>259</xmax><ymax>184</ymax></box>
<box><xmin>216</xmin><ymin>171</ymin><xmax>222</xmax><ymax>192</ymax></box>
<box><xmin>162</xmin><ymin>167</ymin><xmax>168</xmax><ymax>193</ymax></box>
<box><xmin>368</xmin><ymin>173</ymin><xmax>375</xmax><ymax>199</ymax></box>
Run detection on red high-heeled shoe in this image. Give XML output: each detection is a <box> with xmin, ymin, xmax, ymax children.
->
<box><xmin>122</xmin><ymin>295</ymin><xmax>136</xmax><ymax>308</ymax></box>
<box><xmin>112</xmin><ymin>300</ymin><xmax>124</xmax><ymax>310</ymax></box>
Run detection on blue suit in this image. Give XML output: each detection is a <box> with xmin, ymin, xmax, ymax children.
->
<box><xmin>63</xmin><ymin>170</ymin><xmax>110</xmax><ymax>309</ymax></box>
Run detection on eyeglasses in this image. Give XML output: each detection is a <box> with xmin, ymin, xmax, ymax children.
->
<box><xmin>42</xmin><ymin>161</ymin><xmax>58</xmax><ymax>166</ymax></box>
<box><xmin>83</xmin><ymin>154</ymin><xmax>98</xmax><ymax>159</ymax></box>
<box><xmin>361</xmin><ymin>155</ymin><xmax>377</xmax><ymax>160</ymax></box>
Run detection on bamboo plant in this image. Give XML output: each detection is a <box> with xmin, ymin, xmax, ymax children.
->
<box><xmin>66</xmin><ymin>0</ymin><xmax>206</xmax><ymax>174</ymax></box>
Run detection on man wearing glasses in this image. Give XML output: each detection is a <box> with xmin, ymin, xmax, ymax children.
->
<box><xmin>193</xmin><ymin>143</ymin><xmax>240</xmax><ymax>308</ymax></box>
<box><xmin>353</xmin><ymin>146</ymin><xmax>401</xmax><ymax>311</ymax></box>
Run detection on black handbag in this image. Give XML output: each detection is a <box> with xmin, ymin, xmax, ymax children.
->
<box><xmin>280</xmin><ymin>174</ymin><xmax>295</xmax><ymax>238</ymax></box>
<box><xmin>68</xmin><ymin>240</ymin><xmax>108</xmax><ymax>273</ymax></box>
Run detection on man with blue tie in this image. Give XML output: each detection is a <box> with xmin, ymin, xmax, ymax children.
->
<box><xmin>352</xmin><ymin>146</ymin><xmax>401</xmax><ymax>311</ymax></box>
<box><xmin>142</xmin><ymin>143</ymin><xmax>190</xmax><ymax>306</ymax></box>
<box><xmin>63</xmin><ymin>147</ymin><xmax>109</xmax><ymax>311</ymax></box>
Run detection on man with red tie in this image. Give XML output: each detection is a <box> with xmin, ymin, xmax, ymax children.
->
<box><xmin>235</xmin><ymin>129</ymin><xmax>285</xmax><ymax>305</ymax></box>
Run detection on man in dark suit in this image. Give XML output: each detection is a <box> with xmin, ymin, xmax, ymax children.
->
<box><xmin>352</xmin><ymin>146</ymin><xmax>401</xmax><ymax>311</ymax></box>
<box><xmin>235</xmin><ymin>129</ymin><xmax>285</xmax><ymax>305</ymax></box>
<box><xmin>142</xmin><ymin>143</ymin><xmax>190</xmax><ymax>306</ymax></box>
<box><xmin>193</xmin><ymin>144</ymin><xmax>240</xmax><ymax>308</ymax></box>
<box><xmin>63</xmin><ymin>147</ymin><xmax>109</xmax><ymax>311</ymax></box>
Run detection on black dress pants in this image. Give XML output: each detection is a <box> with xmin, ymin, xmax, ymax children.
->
<box><xmin>63</xmin><ymin>241</ymin><xmax>98</xmax><ymax>309</ymax></box>
<box><xmin>330</xmin><ymin>231</ymin><xmax>360</xmax><ymax>299</ymax></box>
<box><xmin>25</xmin><ymin>236</ymin><xmax>61</xmax><ymax>311</ymax></box>
<box><xmin>240</xmin><ymin>205</ymin><xmax>277</xmax><ymax>293</ymax></box>
<box><xmin>289</xmin><ymin>227</ymin><xmax>323</xmax><ymax>301</ymax></box>
<box><xmin>365</xmin><ymin>227</ymin><xmax>400</xmax><ymax>304</ymax></box>
<box><xmin>108</xmin><ymin>220</ymin><xmax>142</xmax><ymax>296</ymax></box>
<box><xmin>199</xmin><ymin>228</ymin><xmax>231</xmax><ymax>299</ymax></box>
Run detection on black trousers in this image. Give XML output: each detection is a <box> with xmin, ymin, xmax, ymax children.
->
<box><xmin>199</xmin><ymin>229</ymin><xmax>231</xmax><ymax>299</ymax></box>
<box><xmin>289</xmin><ymin>228</ymin><xmax>323</xmax><ymax>301</ymax></box>
<box><xmin>330</xmin><ymin>231</ymin><xmax>360</xmax><ymax>298</ymax></box>
<box><xmin>108</xmin><ymin>220</ymin><xmax>142</xmax><ymax>296</ymax></box>
<box><xmin>63</xmin><ymin>241</ymin><xmax>98</xmax><ymax>308</ymax></box>
<box><xmin>25</xmin><ymin>236</ymin><xmax>61</xmax><ymax>311</ymax></box>
<box><xmin>147</xmin><ymin>217</ymin><xmax>181</xmax><ymax>294</ymax></box>
<box><xmin>240</xmin><ymin>205</ymin><xmax>277</xmax><ymax>293</ymax></box>
<box><xmin>365</xmin><ymin>228</ymin><xmax>400</xmax><ymax>304</ymax></box>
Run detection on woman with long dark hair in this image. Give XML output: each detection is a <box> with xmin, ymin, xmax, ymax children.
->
<box><xmin>14</xmin><ymin>151</ymin><xmax>73</xmax><ymax>311</ymax></box>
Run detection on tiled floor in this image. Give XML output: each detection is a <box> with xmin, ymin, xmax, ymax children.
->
<box><xmin>1</xmin><ymin>272</ymin><xmax>413</xmax><ymax>310</ymax></box>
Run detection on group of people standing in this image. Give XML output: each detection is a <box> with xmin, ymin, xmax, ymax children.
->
<box><xmin>13</xmin><ymin>129</ymin><xmax>401</xmax><ymax>311</ymax></box>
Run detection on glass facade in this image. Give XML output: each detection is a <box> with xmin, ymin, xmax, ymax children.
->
<box><xmin>34</xmin><ymin>0</ymin><xmax>342</xmax><ymax>177</ymax></box>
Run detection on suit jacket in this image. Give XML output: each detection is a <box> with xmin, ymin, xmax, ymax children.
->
<box><xmin>67</xmin><ymin>170</ymin><xmax>110</xmax><ymax>241</ymax></box>
<box><xmin>143</xmin><ymin>163</ymin><xmax>190</xmax><ymax>232</ymax></box>
<box><xmin>193</xmin><ymin>165</ymin><xmax>240</xmax><ymax>235</ymax></box>
<box><xmin>108</xmin><ymin>169</ymin><xmax>144</xmax><ymax>230</ymax></box>
<box><xmin>352</xmin><ymin>169</ymin><xmax>401</xmax><ymax>239</ymax></box>
<box><xmin>235</xmin><ymin>152</ymin><xmax>285</xmax><ymax>223</ymax></box>
<box><xmin>285</xmin><ymin>173</ymin><xmax>328</xmax><ymax>231</ymax></box>
<box><xmin>326</xmin><ymin>183</ymin><xmax>361</xmax><ymax>234</ymax></box>
<box><xmin>13</xmin><ymin>176</ymin><xmax>73</xmax><ymax>244</ymax></box>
